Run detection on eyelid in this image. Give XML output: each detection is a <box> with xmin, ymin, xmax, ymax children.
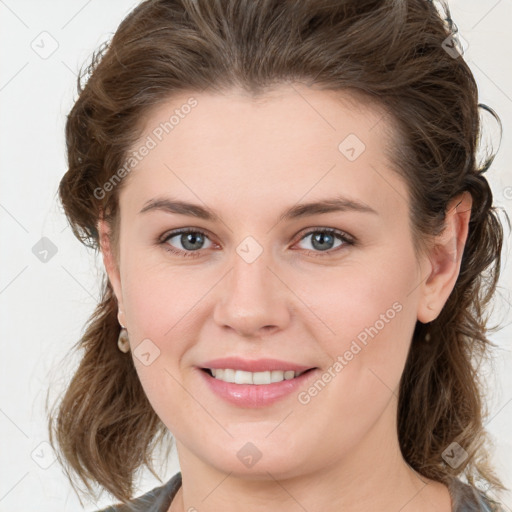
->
<box><xmin>294</xmin><ymin>226</ymin><xmax>355</xmax><ymax>245</ymax></box>
<box><xmin>159</xmin><ymin>227</ymin><xmax>216</xmax><ymax>257</ymax></box>
<box><xmin>160</xmin><ymin>226</ymin><xmax>355</xmax><ymax>257</ymax></box>
<box><xmin>159</xmin><ymin>227</ymin><xmax>215</xmax><ymax>244</ymax></box>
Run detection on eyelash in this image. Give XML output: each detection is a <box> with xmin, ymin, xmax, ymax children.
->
<box><xmin>159</xmin><ymin>227</ymin><xmax>355</xmax><ymax>259</ymax></box>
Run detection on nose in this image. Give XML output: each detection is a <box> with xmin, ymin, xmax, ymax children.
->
<box><xmin>212</xmin><ymin>246</ymin><xmax>291</xmax><ymax>338</ymax></box>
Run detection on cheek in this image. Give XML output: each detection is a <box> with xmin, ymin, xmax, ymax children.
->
<box><xmin>304</xmin><ymin>248</ymin><xmax>417</xmax><ymax>343</ymax></box>
<box><xmin>299</xmin><ymin>246</ymin><xmax>419</xmax><ymax>393</ymax></box>
<box><xmin>120</xmin><ymin>268</ymin><xmax>193</xmax><ymax>425</ymax></box>
<box><xmin>288</xmin><ymin>259</ymin><xmax>417</xmax><ymax>458</ymax></box>
<box><xmin>121</xmin><ymin>250</ymin><xmax>202</xmax><ymax>337</ymax></box>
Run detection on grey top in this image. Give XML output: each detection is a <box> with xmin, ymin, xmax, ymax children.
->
<box><xmin>96</xmin><ymin>472</ymin><xmax>504</xmax><ymax>512</ymax></box>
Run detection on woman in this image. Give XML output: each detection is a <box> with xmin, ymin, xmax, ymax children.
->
<box><xmin>47</xmin><ymin>0</ymin><xmax>508</xmax><ymax>510</ymax></box>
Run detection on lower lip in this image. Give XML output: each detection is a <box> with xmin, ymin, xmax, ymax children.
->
<box><xmin>198</xmin><ymin>368</ymin><xmax>319</xmax><ymax>408</ymax></box>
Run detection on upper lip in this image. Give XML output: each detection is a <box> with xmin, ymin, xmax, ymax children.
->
<box><xmin>199</xmin><ymin>357</ymin><xmax>316</xmax><ymax>373</ymax></box>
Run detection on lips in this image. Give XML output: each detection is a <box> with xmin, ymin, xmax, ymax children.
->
<box><xmin>199</xmin><ymin>356</ymin><xmax>316</xmax><ymax>373</ymax></box>
<box><xmin>196</xmin><ymin>357</ymin><xmax>320</xmax><ymax>407</ymax></box>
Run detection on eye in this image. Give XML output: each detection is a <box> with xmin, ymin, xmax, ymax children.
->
<box><xmin>293</xmin><ymin>228</ymin><xmax>353</xmax><ymax>256</ymax></box>
<box><xmin>159</xmin><ymin>227</ymin><xmax>354</xmax><ymax>258</ymax></box>
<box><xmin>161</xmin><ymin>228</ymin><xmax>214</xmax><ymax>258</ymax></box>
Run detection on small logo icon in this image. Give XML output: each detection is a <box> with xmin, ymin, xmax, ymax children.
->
<box><xmin>236</xmin><ymin>442</ymin><xmax>262</xmax><ymax>468</ymax></box>
<box><xmin>442</xmin><ymin>441</ymin><xmax>468</xmax><ymax>469</ymax></box>
<box><xmin>338</xmin><ymin>133</ymin><xmax>366</xmax><ymax>161</ymax></box>
<box><xmin>32</xmin><ymin>237</ymin><xmax>58</xmax><ymax>263</ymax></box>
<box><xmin>236</xmin><ymin>236</ymin><xmax>263</xmax><ymax>264</ymax></box>
<box><xmin>442</xmin><ymin>33</ymin><xmax>468</xmax><ymax>58</ymax></box>
<box><xmin>31</xmin><ymin>441</ymin><xmax>57</xmax><ymax>469</ymax></box>
<box><xmin>133</xmin><ymin>338</ymin><xmax>161</xmax><ymax>366</ymax></box>
<box><xmin>30</xmin><ymin>31</ymin><xmax>59</xmax><ymax>59</ymax></box>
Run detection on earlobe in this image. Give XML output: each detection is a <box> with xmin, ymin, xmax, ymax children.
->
<box><xmin>417</xmin><ymin>191</ymin><xmax>473</xmax><ymax>323</ymax></box>
<box><xmin>97</xmin><ymin>215</ymin><xmax>125</xmax><ymax>321</ymax></box>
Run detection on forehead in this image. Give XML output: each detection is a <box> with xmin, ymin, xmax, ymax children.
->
<box><xmin>135</xmin><ymin>84</ymin><xmax>389</xmax><ymax>147</ymax></box>
<box><xmin>118</xmin><ymin>84</ymin><xmax>408</xmax><ymax>220</ymax></box>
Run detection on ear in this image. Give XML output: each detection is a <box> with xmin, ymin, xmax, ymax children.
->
<box><xmin>97</xmin><ymin>213</ymin><xmax>126</xmax><ymax>327</ymax></box>
<box><xmin>417</xmin><ymin>191</ymin><xmax>472</xmax><ymax>323</ymax></box>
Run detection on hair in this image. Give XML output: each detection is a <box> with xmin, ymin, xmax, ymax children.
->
<box><xmin>47</xmin><ymin>0</ymin><xmax>508</xmax><ymax>507</ymax></box>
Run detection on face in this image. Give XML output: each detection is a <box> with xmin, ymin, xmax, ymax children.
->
<box><xmin>100</xmin><ymin>84</ymin><xmax>440</xmax><ymax>479</ymax></box>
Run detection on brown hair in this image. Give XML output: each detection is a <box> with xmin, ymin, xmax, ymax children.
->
<box><xmin>47</xmin><ymin>0</ymin><xmax>507</xmax><ymax>506</ymax></box>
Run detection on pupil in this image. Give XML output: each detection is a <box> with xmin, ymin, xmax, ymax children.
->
<box><xmin>312</xmin><ymin>232</ymin><xmax>333</xmax><ymax>251</ymax></box>
<box><xmin>183</xmin><ymin>232</ymin><xmax>203</xmax><ymax>250</ymax></box>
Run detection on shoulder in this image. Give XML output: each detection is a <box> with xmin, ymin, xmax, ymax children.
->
<box><xmin>94</xmin><ymin>472</ymin><xmax>182</xmax><ymax>512</ymax></box>
<box><xmin>448</xmin><ymin>478</ymin><xmax>505</xmax><ymax>512</ymax></box>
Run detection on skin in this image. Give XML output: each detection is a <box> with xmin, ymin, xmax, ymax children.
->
<box><xmin>98</xmin><ymin>83</ymin><xmax>472</xmax><ymax>512</ymax></box>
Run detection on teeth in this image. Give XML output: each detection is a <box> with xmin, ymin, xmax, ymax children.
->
<box><xmin>235</xmin><ymin>370</ymin><xmax>253</xmax><ymax>384</ymax></box>
<box><xmin>210</xmin><ymin>368</ymin><xmax>303</xmax><ymax>384</ymax></box>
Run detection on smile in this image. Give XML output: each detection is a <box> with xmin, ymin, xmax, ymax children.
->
<box><xmin>198</xmin><ymin>367</ymin><xmax>319</xmax><ymax>408</ymax></box>
<box><xmin>203</xmin><ymin>368</ymin><xmax>310</xmax><ymax>384</ymax></box>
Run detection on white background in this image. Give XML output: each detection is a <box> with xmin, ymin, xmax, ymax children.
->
<box><xmin>0</xmin><ymin>1</ymin><xmax>511</xmax><ymax>510</ymax></box>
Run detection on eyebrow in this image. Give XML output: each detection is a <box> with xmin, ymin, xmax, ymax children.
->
<box><xmin>139</xmin><ymin>195</ymin><xmax>378</xmax><ymax>222</ymax></box>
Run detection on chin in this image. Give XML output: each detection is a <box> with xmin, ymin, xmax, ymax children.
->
<box><xmin>197</xmin><ymin>441</ymin><xmax>310</xmax><ymax>480</ymax></box>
